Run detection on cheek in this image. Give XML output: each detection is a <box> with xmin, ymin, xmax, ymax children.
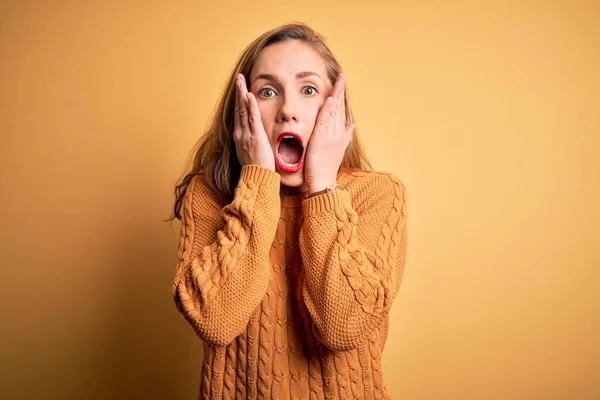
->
<box><xmin>306</xmin><ymin>100</ymin><xmax>324</xmax><ymax>128</ymax></box>
<box><xmin>257</xmin><ymin>103</ymin><xmax>275</xmax><ymax>130</ymax></box>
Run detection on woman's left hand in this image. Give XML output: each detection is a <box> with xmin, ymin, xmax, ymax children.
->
<box><xmin>304</xmin><ymin>73</ymin><xmax>356</xmax><ymax>195</ymax></box>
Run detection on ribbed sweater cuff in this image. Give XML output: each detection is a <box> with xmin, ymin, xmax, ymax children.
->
<box><xmin>302</xmin><ymin>190</ymin><xmax>352</xmax><ymax>215</ymax></box>
<box><xmin>239</xmin><ymin>165</ymin><xmax>280</xmax><ymax>190</ymax></box>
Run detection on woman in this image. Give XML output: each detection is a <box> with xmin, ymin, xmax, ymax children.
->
<box><xmin>171</xmin><ymin>22</ymin><xmax>407</xmax><ymax>400</ymax></box>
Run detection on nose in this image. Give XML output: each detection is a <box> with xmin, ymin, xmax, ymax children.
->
<box><xmin>276</xmin><ymin>93</ymin><xmax>298</xmax><ymax>124</ymax></box>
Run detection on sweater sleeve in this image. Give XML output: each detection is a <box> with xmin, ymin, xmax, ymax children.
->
<box><xmin>298</xmin><ymin>174</ymin><xmax>407</xmax><ymax>351</ymax></box>
<box><xmin>172</xmin><ymin>165</ymin><xmax>281</xmax><ymax>346</ymax></box>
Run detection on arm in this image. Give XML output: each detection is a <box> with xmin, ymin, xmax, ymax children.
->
<box><xmin>299</xmin><ymin>174</ymin><xmax>407</xmax><ymax>351</ymax></box>
<box><xmin>172</xmin><ymin>165</ymin><xmax>280</xmax><ymax>346</ymax></box>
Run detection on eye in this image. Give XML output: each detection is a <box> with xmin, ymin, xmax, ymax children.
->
<box><xmin>302</xmin><ymin>86</ymin><xmax>318</xmax><ymax>96</ymax></box>
<box><xmin>258</xmin><ymin>87</ymin><xmax>277</xmax><ymax>98</ymax></box>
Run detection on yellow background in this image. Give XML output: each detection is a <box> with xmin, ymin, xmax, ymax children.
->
<box><xmin>1</xmin><ymin>1</ymin><xmax>598</xmax><ymax>398</ymax></box>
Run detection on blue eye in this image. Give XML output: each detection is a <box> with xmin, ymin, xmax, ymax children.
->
<box><xmin>259</xmin><ymin>88</ymin><xmax>276</xmax><ymax>98</ymax></box>
<box><xmin>303</xmin><ymin>86</ymin><xmax>318</xmax><ymax>96</ymax></box>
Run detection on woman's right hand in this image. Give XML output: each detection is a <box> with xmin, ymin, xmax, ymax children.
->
<box><xmin>233</xmin><ymin>74</ymin><xmax>275</xmax><ymax>171</ymax></box>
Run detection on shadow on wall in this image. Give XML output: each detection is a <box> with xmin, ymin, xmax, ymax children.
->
<box><xmin>89</xmin><ymin>204</ymin><xmax>204</xmax><ymax>398</ymax></box>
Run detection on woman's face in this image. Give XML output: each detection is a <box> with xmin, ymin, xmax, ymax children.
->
<box><xmin>249</xmin><ymin>40</ymin><xmax>333</xmax><ymax>193</ymax></box>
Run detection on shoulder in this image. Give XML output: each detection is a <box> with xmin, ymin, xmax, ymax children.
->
<box><xmin>337</xmin><ymin>169</ymin><xmax>406</xmax><ymax>219</ymax></box>
<box><xmin>182</xmin><ymin>172</ymin><xmax>222</xmax><ymax>218</ymax></box>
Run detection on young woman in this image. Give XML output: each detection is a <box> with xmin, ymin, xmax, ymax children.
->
<box><xmin>171</xmin><ymin>22</ymin><xmax>407</xmax><ymax>400</ymax></box>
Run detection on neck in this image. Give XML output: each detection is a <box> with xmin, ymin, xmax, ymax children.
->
<box><xmin>279</xmin><ymin>183</ymin><xmax>308</xmax><ymax>196</ymax></box>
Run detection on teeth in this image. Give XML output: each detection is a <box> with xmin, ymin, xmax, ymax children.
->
<box><xmin>283</xmin><ymin>135</ymin><xmax>294</xmax><ymax>139</ymax></box>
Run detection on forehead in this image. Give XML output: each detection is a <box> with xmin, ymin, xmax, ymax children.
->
<box><xmin>251</xmin><ymin>40</ymin><xmax>329</xmax><ymax>81</ymax></box>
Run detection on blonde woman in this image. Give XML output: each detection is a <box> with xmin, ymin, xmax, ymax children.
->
<box><xmin>171</xmin><ymin>22</ymin><xmax>407</xmax><ymax>399</ymax></box>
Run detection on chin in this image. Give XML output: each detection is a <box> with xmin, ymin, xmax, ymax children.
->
<box><xmin>278</xmin><ymin>169</ymin><xmax>306</xmax><ymax>192</ymax></box>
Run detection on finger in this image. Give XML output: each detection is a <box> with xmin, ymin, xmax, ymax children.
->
<box><xmin>332</xmin><ymin>73</ymin><xmax>346</xmax><ymax>101</ymax></box>
<box><xmin>317</xmin><ymin>96</ymin><xmax>336</xmax><ymax>128</ymax></box>
<box><xmin>237</xmin><ymin>75</ymin><xmax>251</xmax><ymax>137</ymax></box>
<box><xmin>246</xmin><ymin>92</ymin><xmax>263</xmax><ymax>136</ymax></box>
<box><xmin>338</xmin><ymin>89</ymin><xmax>346</xmax><ymax>128</ymax></box>
<box><xmin>233</xmin><ymin>78</ymin><xmax>242</xmax><ymax>141</ymax></box>
<box><xmin>344</xmin><ymin>93</ymin><xmax>353</xmax><ymax>125</ymax></box>
<box><xmin>329</xmin><ymin>74</ymin><xmax>346</xmax><ymax>123</ymax></box>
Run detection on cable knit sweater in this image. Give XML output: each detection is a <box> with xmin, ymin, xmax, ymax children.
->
<box><xmin>173</xmin><ymin>164</ymin><xmax>407</xmax><ymax>399</ymax></box>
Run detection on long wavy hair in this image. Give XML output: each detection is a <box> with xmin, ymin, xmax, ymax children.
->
<box><xmin>168</xmin><ymin>22</ymin><xmax>372</xmax><ymax>221</ymax></box>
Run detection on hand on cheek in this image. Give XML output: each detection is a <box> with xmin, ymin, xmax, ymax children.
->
<box><xmin>233</xmin><ymin>74</ymin><xmax>275</xmax><ymax>171</ymax></box>
<box><xmin>303</xmin><ymin>73</ymin><xmax>356</xmax><ymax>195</ymax></box>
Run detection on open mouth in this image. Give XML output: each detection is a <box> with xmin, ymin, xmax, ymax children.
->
<box><xmin>276</xmin><ymin>132</ymin><xmax>305</xmax><ymax>173</ymax></box>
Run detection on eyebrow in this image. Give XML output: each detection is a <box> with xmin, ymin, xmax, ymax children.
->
<box><xmin>252</xmin><ymin>71</ymin><xmax>322</xmax><ymax>84</ymax></box>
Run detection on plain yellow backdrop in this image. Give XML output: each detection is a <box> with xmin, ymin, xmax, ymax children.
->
<box><xmin>1</xmin><ymin>1</ymin><xmax>598</xmax><ymax>399</ymax></box>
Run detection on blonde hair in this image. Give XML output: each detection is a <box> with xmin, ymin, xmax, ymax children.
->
<box><xmin>169</xmin><ymin>22</ymin><xmax>372</xmax><ymax>221</ymax></box>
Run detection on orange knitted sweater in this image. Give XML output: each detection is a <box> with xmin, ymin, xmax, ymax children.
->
<box><xmin>173</xmin><ymin>165</ymin><xmax>407</xmax><ymax>399</ymax></box>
